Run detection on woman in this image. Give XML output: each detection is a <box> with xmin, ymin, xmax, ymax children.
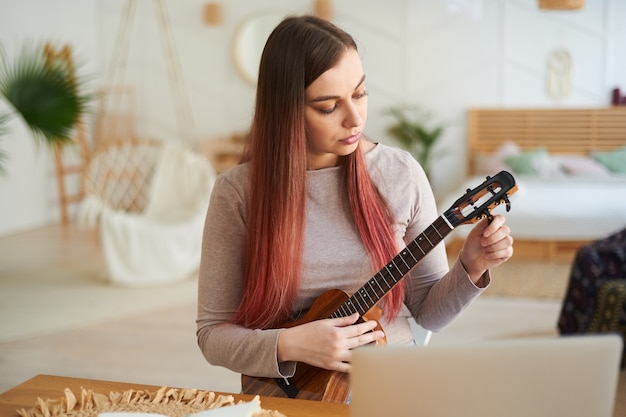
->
<box><xmin>196</xmin><ymin>15</ymin><xmax>513</xmax><ymax>381</ymax></box>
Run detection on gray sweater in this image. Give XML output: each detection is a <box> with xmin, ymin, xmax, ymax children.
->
<box><xmin>196</xmin><ymin>143</ymin><xmax>488</xmax><ymax>378</ymax></box>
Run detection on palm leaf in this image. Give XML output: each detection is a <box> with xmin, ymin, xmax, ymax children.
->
<box><xmin>0</xmin><ymin>43</ymin><xmax>89</xmax><ymax>146</ymax></box>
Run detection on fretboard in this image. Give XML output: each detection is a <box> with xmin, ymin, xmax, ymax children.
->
<box><xmin>330</xmin><ymin>215</ymin><xmax>454</xmax><ymax>319</ymax></box>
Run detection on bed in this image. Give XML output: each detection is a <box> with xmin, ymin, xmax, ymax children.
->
<box><xmin>442</xmin><ymin>107</ymin><xmax>626</xmax><ymax>261</ymax></box>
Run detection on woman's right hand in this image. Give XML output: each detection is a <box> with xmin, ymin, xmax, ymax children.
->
<box><xmin>276</xmin><ymin>312</ymin><xmax>385</xmax><ymax>373</ymax></box>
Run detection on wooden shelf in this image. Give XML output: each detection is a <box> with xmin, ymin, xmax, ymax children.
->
<box><xmin>202</xmin><ymin>137</ymin><xmax>245</xmax><ymax>173</ymax></box>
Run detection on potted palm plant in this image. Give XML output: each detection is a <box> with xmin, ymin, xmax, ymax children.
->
<box><xmin>386</xmin><ymin>105</ymin><xmax>446</xmax><ymax>179</ymax></box>
<box><xmin>0</xmin><ymin>42</ymin><xmax>91</xmax><ymax>175</ymax></box>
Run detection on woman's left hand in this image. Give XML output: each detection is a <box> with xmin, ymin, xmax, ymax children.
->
<box><xmin>459</xmin><ymin>214</ymin><xmax>513</xmax><ymax>283</ymax></box>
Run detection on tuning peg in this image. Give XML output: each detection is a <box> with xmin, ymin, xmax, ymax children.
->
<box><xmin>503</xmin><ymin>196</ymin><xmax>511</xmax><ymax>212</ymax></box>
<box><xmin>477</xmin><ymin>209</ymin><xmax>494</xmax><ymax>224</ymax></box>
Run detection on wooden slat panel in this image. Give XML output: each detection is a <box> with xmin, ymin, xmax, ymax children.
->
<box><xmin>467</xmin><ymin>107</ymin><xmax>626</xmax><ymax>175</ymax></box>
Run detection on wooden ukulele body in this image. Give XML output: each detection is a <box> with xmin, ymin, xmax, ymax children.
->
<box><xmin>240</xmin><ymin>288</ymin><xmax>385</xmax><ymax>403</ymax></box>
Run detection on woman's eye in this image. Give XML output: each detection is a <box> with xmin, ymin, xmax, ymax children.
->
<box><xmin>316</xmin><ymin>91</ymin><xmax>366</xmax><ymax>115</ymax></box>
<box><xmin>319</xmin><ymin>105</ymin><xmax>337</xmax><ymax>115</ymax></box>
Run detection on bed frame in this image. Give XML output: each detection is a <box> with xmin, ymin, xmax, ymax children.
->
<box><xmin>446</xmin><ymin>106</ymin><xmax>626</xmax><ymax>261</ymax></box>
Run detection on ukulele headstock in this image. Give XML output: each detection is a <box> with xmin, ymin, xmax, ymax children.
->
<box><xmin>443</xmin><ymin>171</ymin><xmax>518</xmax><ymax>228</ymax></box>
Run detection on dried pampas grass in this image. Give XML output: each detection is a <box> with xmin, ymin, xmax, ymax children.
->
<box><xmin>16</xmin><ymin>386</ymin><xmax>286</xmax><ymax>417</ymax></box>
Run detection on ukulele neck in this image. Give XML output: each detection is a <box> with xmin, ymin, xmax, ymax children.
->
<box><xmin>331</xmin><ymin>215</ymin><xmax>453</xmax><ymax>319</ymax></box>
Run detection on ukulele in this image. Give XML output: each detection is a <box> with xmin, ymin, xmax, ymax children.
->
<box><xmin>241</xmin><ymin>170</ymin><xmax>518</xmax><ymax>403</ymax></box>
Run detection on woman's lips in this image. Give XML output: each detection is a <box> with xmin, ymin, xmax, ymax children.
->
<box><xmin>340</xmin><ymin>132</ymin><xmax>361</xmax><ymax>145</ymax></box>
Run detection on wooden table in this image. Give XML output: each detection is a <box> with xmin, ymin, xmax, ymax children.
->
<box><xmin>0</xmin><ymin>374</ymin><xmax>349</xmax><ymax>417</ymax></box>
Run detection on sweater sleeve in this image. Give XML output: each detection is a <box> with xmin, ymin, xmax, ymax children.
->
<box><xmin>196</xmin><ymin>169</ymin><xmax>296</xmax><ymax>378</ymax></box>
<box><xmin>391</xmin><ymin>152</ymin><xmax>490</xmax><ymax>332</ymax></box>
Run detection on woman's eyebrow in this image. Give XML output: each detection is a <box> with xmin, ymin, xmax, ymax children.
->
<box><xmin>308</xmin><ymin>74</ymin><xmax>366</xmax><ymax>103</ymax></box>
<box><xmin>355</xmin><ymin>74</ymin><xmax>366</xmax><ymax>89</ymax></box>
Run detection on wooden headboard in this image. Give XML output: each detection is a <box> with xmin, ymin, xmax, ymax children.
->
<box><xmin>466</xmin><ymin>107</ymin><xmax>626</xmax><ymax>175</ymax></box>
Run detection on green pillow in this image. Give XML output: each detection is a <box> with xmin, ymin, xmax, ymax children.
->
<box><xmin>592</xmin><ymin>146</ymin><xmax>626</xmax><ymax>174</ymax></box>
<box><xmin>504</xmin><ymin>147</ymin><xmax>547</xmax><ymax>175</ymax></box>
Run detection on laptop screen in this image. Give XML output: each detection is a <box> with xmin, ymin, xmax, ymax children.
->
<box><xmin>350</xmin><ymin>335</ymin><xmax>622</xmax><ymax>417</ymax></box>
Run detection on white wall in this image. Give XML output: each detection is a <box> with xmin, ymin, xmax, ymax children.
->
<box><xmin>0</xmin><ymin>0</ymin><xmax>99</xmax><ymax>235</ymax></box>
<box><xmin>0</xmin><ymin>0</ymin><xmax>624</xmax><ymax>236</ymax></box>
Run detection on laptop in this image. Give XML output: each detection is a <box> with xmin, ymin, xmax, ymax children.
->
<box><xmin>350</xmin><ymin>334</ymin><xmax>622</xmax><ymax>417</ymax></box>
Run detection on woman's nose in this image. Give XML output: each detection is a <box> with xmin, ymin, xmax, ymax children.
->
<box><xmin>343</xmin><ymin>102</ymin><xmax>363</xmax><ymax>128</ymax></box>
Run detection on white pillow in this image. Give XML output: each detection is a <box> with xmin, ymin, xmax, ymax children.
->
<box><xmin>555</xmin><ymin>155</ymin><xmax>611</xmax><ymax>177</ymax></box>
<box><xmin>474</xmin><ymin>140</ymin><xmax>520</xmax><ymax>175</ymax></box>
<box><xmin>534</xmin><ymin>154</ymin><xmax>568</xmax><ymax>178</ymax></box>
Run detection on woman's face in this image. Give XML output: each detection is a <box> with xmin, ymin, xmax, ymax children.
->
<box><xmin>304</xmin><ymin>48</ymin><xmax>368</xmax><ymax>170</ymax></box>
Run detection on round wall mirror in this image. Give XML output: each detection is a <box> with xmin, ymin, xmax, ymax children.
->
<box><xmin>232</xmin><ymin>13</ymin><xmax>284</xmax><ymax>86</ymax></box>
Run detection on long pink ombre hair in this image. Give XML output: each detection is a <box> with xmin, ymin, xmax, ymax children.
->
<box><xmin>233</xmin><ymin>15</ymin><xmax>405</xmax><ymax>329</ymax></box>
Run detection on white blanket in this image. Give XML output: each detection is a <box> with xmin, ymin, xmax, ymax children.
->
<box><xmin>79</xmin><ymin>143</ymin><xmax>216</xmax><ymax>286</ymax></box>
<box><xmin>439</xmin><ymin>174</ymin><xmax>626</xmax><ymax>243</ymax></box>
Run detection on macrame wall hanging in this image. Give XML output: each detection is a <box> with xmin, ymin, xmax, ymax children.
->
<box><xmin>546</xmin><ymin>47</ymin><xmax>573</xmax><ymax>101</ymax></box>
